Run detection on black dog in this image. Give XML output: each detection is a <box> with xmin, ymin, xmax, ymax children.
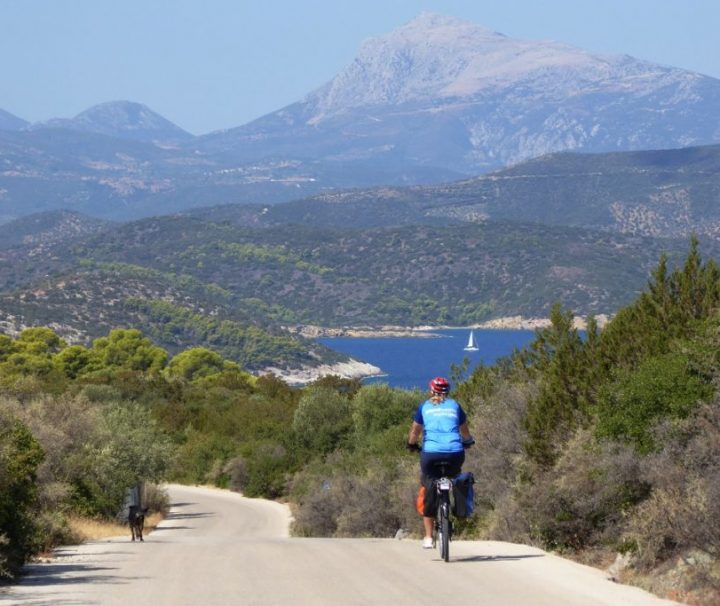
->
<box><xmin>128</xmin><ymin>505</ymin><xmax>148</xmax><ymax>542</ymax></box>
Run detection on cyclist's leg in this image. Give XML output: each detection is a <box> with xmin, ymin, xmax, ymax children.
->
<box><xmin>419</xmin><ymin>453</ymin><xmax>443</xmax><ymax>544</ymax></box>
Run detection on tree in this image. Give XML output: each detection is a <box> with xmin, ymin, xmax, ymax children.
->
<box><xmin>166</xmin><ymin>347</ymin><xmax>226</xmax><ymax>382</ymax></box>
<box><xmin>597</xmin><ymin>239</ymin><xmax>720</xmax><ymax>374</ymax></box>
<box><xmin>523</xmin><ymin>304</ymin><xmax>594</xmax><ymax>466</ymax></box>
<box><xmin>596</xmin><ymin>352</ymin><xmax>711</xmax><ymax>453</ymax></box>
<box><xmin>14</xmin><ymin>328</ymin><xmax>66</xmax><ymax>356</ymax></box>
<box><xmin>0</xmin><ymin>412</ymin><xmax>44</xmax><ymax>577</ymax></box>
<box><xmin>54</xmin><ymin>345</ymin><xmax>93</xmax><ymax>379</ymax></box>
<box><xmin>292</xmin><ymin>388</ymin><xmax>353</xmax><ymax>453</ymax></box>
<box><xmin>72</xmin><ymin>402</ymin><xmax>174</xmax><ymax>516</ymax></box>
<box><xmin>90</xmin><ymin>329</ymin><xmax>167</xmax><ymax>373</ymax></box>
<box><xmin>352</xmin><ymin>384</ymin><xmax>418</xmax><ymax>437</ymax></box>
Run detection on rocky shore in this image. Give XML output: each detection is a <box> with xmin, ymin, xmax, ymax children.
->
<box><xmin>286</xmin><ymin>325</ymin><xmax>442</xmax><ymax>338</ymax></box>
<box><xmin>286</xmin><ymin>314</ymin><xmax>610</xmax><ymax>338</ymax></box>
<box><xmin>261</xmin><ymin>358</ymin><xmax>383</xmax><ymax>386</ymax></box>
<box><xmin>475</xmin><ymin>314</ymin><xmax>610</xmax><ymax>330</ymax></box>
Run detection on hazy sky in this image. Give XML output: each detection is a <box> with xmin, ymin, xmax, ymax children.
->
<box><xmin>2</xmin><ymin>0</ymin><xmax>718</xmax><ymax>134</ymax></box>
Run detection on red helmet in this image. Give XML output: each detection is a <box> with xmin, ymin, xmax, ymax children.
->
<box><xmin>429</xmin><ymin>376</ymin><xmax>450</xmax><ymax>395</ymax></box>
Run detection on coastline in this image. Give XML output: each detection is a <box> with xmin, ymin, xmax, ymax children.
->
<box><xmin>286</xmin><ymin>325</ymin><xmax>443</xmax><ymax>338</ymax></box>
<box><xmin>273</xmin><ymin>314</ymin><xmax>612</xmax><ymax>385</ymax></box>
<box><xmin>286</xmin><ymin>314</ymin><xmax>610</xmax><ymax>338</ymax></box>
<box><xmin>261</xmin><ymin>358</ymin><xmax>383</xmax><ymax>386</ymax></box>
<box><xmin>475</xmin><ymin>314</ymin><xmax>610</xmax><ymax>331</ymax></box>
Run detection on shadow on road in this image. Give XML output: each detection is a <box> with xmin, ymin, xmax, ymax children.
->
<box><xmin>0</xmin><ymin>563</ymin><xmax>146</xmax><ymax>606</ymax></box>
<box><xmin>4</xmin><ymin>564</ymin><xmax>143</xmax><ymax>588</ymax></box>
<box><xmin>164</xmin><ymin>511</ymin><xmax>214</xmax><ymax>521</ymax></box>
<box><xmin>454</xmin><ymin>554</ymin><xmax>545</xmax><ymax>563</ymax></box>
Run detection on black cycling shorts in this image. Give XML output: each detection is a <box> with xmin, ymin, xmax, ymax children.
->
<box><xmin>420</xmin><ymin>450</ymin><xmax>465</xmax><ymax>480</ymax></box>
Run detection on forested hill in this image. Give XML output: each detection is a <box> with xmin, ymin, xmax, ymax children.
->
<box><xmin>0</xmin><ymin>210</ymin><xmax>111</xmax><ymax>250</ymax></box>
<box><xmin>188</xmin><ymin>143</ymin><xmax>720</xmax><ymax>239</ymax></box>
<box><xmin>2</xmin><ymin>213</ymin><xmax>718</xmax><ymax>344</ymax></box>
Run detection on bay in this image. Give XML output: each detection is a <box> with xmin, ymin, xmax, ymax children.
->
<box><xmin>318</xmin><ymin>328</ymin><xmax>536</xmax><ymax>390</ymax></box>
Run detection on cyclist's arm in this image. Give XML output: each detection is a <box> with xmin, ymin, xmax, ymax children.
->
<box><xmin>408</xmin><ymin>421</ymin><xmax>423</xmax><ymax>446</ymax></box>
<box><xmin>459</xmin><ymin>422</ymin><xmax>471</xmax><ymax>440</ymax></box>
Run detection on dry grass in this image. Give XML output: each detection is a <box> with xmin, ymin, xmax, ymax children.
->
<box><xmin>68</xmin><ymin>516</ymin><xmax>126</xmax><ymax>540</ymax></box>
<box><xmin>68</xmin><ymin>512</ymin><xmax>164</xmax><ymax>541</ymax></box>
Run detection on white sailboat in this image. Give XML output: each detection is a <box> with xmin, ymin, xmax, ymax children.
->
<box><xmin>463</xmin><ymin>330</ymin><xmax>479</xmax><ymax>351</ymax></box>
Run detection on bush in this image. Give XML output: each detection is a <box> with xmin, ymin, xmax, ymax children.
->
<box><xmin>351</xmin><ymin>384</ymin><xmax>419</xmax><ymax>439</ymax></box>
<box><xmin>0</xmin><ymin>411</ymin><xmax>44</xmax><ymax>577</ymax></box>
<box><xmin>243</xmin><ymin>444</ymin><xmax>290</xmax><ymax>499</ymax></box>
<box><xmin>223</xmin><ymin>457</ymin><xmax>249</xmax><ymax>493</ymax></box>
<box><xmin>464</xmin><ymin>381</ymin><xmax>534</xmax><ymax>519</ymax></box>
<box><xmin>292</xmin><ymin>387</ymin><xmax>353</xmax><ymax>453</ymax></box>
<box><xmin>144</xmin><ymin>484</ymin><xmax>170</xmax><ymax>515</ymax></box>
<box><xmin>517</xmin><ymin>429</ymin><xmax>649</xmax><ymax>551</ymax></box>
<box><xmin>79</xmin><ymin>383</ymin><xmax>123</xmax><ymax>403</ymax></box>
<box><xmin>32</xmin><ymin>511</ymin><xmax>78</xmax><ymax>554</ymax></box>
<box><xmin>291</xmin><ymin>458</ymin><xmax>408</xmax><ymax>538</ymax></box>
<box><xmin>597</xmin><ymin>352</ymin><xmax>712</xmax><ymax>453</ymax></box>
<box><xmin>625</xmin><ymin>399</ymin><xmax>720</xmax><ymax>568</ymax></box>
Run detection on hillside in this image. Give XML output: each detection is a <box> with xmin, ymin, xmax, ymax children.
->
<box><xmin>1</xmin><ymin>214</ymin><xmax>714</xmax><ymax>336</ymax></box>
<box><xmin>189</xmin><ymin>143</ymin><xmax>720</xmax><ymax>240</ymax></box>
<box><xmin>0</xmin><ymin>210</ymin><xmax>111</xmax><ymax>250</ymax></box>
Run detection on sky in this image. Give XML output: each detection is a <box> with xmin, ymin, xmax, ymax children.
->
<box><xmin>1</xmin><ymin>0</ymin><xmax>718</xmax><ymax>135</ymax></box>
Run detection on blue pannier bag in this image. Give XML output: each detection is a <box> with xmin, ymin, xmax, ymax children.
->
<box><xmin>452</xmin><ymin>472</ymin><xmax>475</xmax><ymax>518</ymax></box>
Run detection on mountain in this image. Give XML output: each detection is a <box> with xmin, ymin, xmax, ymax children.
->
<box><xmin>0</xmin><ymin>109</ymin><xmax>28</xmax><ymax>131</ymax></box>
<box><xmin>188</xmin><ymin>143</ymin><xmax>720</xmax><ymax>240</ymax></box>
<box><xmin>0</xmin><ymin>116</ymin><xmax>324</xmax><ymax>224</ymax></box>
<box><xmin>1</xmin><ymin>13</ymin><xmax>720</xmax><ymax>223</ymax></box>
<box><xmin>198</xmin><ymin>12</ymin><xmax>720</xmax><ymax>177</ymax></box>
<box><xmin>30</xmin><ymin>101</ymin><xmax>193</xmax><ymax>143</ymax></box>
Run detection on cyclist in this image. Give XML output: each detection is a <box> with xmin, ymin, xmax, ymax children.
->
<box><xmin>407</xmin><ymin>376</ymin><xmax>474</xmax><ymax>548</ymax></box>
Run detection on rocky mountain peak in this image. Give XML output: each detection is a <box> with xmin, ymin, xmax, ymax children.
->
<box><xmin>399</xmin><ymin>11</ymin><xmax>503</xmax><ymax>39</ymax></box>
<box><xmin>31</xmin><ymin>100</ymin><xmax>193</xmax><ymax>143</ymax></box>
<box><xmin>306</xmin><ymin>12</ymin><xmax>694</xmax><ymax>122</ymax></box>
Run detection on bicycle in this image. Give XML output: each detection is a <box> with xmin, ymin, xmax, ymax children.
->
<box><xmin>409</xmin><ymin>439</ymin><xmax>474</xmax><ymax>562</ymax></box>
<box><xmin>429</xmin><ymin>460</ymin><xmax>454</xmax><ymax>562</ymax></box>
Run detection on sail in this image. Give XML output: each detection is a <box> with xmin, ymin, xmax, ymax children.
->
<box><xmin>463</xmin><ymin>330</ymin><xmax>479</xmax><ymax>351</ymax></box>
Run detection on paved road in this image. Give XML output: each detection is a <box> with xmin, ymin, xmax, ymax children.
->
<box><xmin>0</xmin><ymin>485</ymin><xmax>680</xmax><ymax>606</ymax></box>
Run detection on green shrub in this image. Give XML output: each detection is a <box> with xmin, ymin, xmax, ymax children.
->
<box><xmin>0</xmin><ymin>412</ymin><xmax>44</xmax><ymax>577</ymax></box>
<box><xmin>242</xmin><ymin>444</ymin><xmax>290</xmax><ymax>498</ymax></box>
<box><xmin>597</xmin><ymin>352</ymin><xmax>712</xmax><ymax>453</ymax></box>
<box><xmin>292</xmin><ymin>387</ymin><xmax>353</xmax><ymax>454</ymax></box>
<box><xmin>351</xmin><ymin>384</ymin><xmax>419</xmax><ymax>440</ymax></box>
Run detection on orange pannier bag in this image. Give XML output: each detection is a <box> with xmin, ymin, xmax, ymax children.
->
<box><xmin>416</xmin><ymin>485</ymin><xmax>425</xmax><ymax>515</ymax></box>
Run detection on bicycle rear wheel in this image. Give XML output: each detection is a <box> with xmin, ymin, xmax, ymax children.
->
<box><xmin>439</xmin><ymin>504</ymin><xmax>450</xmax><ymax>562</ymax></box>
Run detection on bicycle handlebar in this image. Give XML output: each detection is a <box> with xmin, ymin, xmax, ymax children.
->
<box><xmin>406</xmin><ymin>437</ymin><xmax>474</xmax><ymax>452</ymax></box>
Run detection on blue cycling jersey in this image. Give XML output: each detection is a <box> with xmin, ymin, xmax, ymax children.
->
<box><xmin>413</xmin><ymin>398</ymin><xmax>467</xmax><ymax>453</ymax></box>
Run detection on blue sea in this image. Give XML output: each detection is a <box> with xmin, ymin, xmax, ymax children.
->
<box><xmin>318</xmin><ymin>329</ymin><xmax>536</xmax><ymax>390</ymax></box>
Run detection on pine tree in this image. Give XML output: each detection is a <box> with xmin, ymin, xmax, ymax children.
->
<box><xmin>523</xmin><ymin>304</ymin><xmax>594</xmax><ymax>466</ymax></box>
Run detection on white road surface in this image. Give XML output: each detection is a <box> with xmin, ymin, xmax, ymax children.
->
<box><xmin>0</xmin><ymin>484</ymin><xmax>682</xmax><ymax>605</ymax></box>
